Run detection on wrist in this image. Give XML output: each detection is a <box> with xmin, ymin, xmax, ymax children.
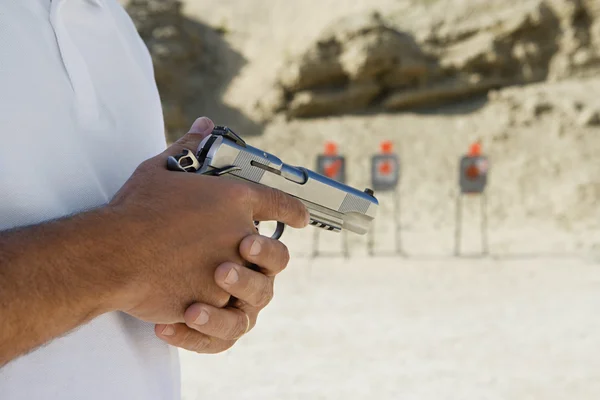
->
<box><xmin>93</xmin><ymin>204</ymin><xmax>147</xmax><ymax>314</ymax></box>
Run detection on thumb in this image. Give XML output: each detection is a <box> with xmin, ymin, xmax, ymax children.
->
<box><xmin>164</xmin><ymin>117</ymin><xmax>215</xmax><ymax>157</ymax></box>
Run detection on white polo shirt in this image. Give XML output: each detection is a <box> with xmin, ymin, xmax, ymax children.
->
<box><xmin>0</xmin><ymin>1</ymin><xmax>180</xmax><ymax>399</ymax></box>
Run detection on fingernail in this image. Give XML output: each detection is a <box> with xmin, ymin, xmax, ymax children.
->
<box><xmin>249</xmin><ymin>239</ymin><xmax>262</xmax><ymax>256</ymax></box>
<box><xmin>161</xmin><ymin>325</ymin><xmax>175</xmax><ymax>336</ymax></box>
<box><xmin>194</xmin><ymin>309</ymin><xmax>209</xmax><ymax>326</ymax></box>
<box><xmin>188</xmin><ymin>117</ymin><xmax>212</xmax><ymax>135</ymax></box>
<box><xmin>225</xmin><ymin>267</ymin><xmax>239</xmax><ymax>285</ymax></box>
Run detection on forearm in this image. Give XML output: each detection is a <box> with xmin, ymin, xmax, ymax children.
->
<box><xmin>0</xmin><ymin>207</ymin><xmax>131</xmax><ymax>366</ymax></box>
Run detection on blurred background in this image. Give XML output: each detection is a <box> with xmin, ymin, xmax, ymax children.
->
<box><xmin>122</xmin><ymin>0</ymin><xmax>600</xmax><ymax>398</ymax></box>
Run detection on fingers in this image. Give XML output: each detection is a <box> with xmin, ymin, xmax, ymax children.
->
<box><xmin>183</xmin><ymin>303</ymin><xmax>253</xmax><ymax>341</ymax></box>
<box><xmin>214</xmin><ymin>262</ymin><xmax>274</xmax><ymax>308</ymax></box>
<box><xmin>162</xmin><ymin>116</ymin><xmax>215</xmax><ymax>157</ymax></box>
<box><xmin>239</xmin><ymin>234</ymin><xmax>290</xmax><ymax>276</ymax></box>
<box><xmin>155</xmin><ymin>323</ymin><xmax>236</xmax><ymax>354</ymax></box>
<box><xmin>249</xmin><ymin>184</ymin><xmax>310</xmax><ymax>228</ymax></box>
<box><xmin>159</xmin><ymin>239</ymin><xmax>287</xmax><ymax>352</ymax></box>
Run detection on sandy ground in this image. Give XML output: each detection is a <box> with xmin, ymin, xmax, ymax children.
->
<box><xmin>180</xmin><ymin>252</ymin><xmax>600</xmax><ymax>400</ymax></box>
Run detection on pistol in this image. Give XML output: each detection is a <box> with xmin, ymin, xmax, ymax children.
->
<box><xmin>167</xmin><ymin>126</ymin><xmax>378</xmax><ymax>239</ymax></box>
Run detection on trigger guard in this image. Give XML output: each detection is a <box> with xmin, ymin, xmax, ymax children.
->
<box><xmin>253</xmin><ymin>221</ymin><xmax>285</xmax><ymax>240</ymax></box>
<box><xmin>272</xmin><ymin>222</ymin><xmax>285</xmax><ymax>240</ymax></box>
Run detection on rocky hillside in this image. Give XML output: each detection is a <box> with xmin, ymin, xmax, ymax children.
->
<box><xmin>122</xmin><ymin>0</ymin><xmax>600</xmax><ymax>252</ymax></box>
<box><xmin>255</xmin><ymin>0</ymin><xmax>600</xmax><ymax>120</ymax></box>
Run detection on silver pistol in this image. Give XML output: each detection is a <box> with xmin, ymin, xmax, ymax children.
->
<box><xmin>167</xmin><ymin>126</ymin><xmax>378</xmax><ymax>239</ymax></box>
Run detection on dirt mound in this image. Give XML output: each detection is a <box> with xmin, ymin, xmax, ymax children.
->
<box><xmin>256</xmin><ymin>0</ymin><xmax>600</xmax><ymax>120</ymax></box>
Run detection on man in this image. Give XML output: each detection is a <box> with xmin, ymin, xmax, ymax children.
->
<box><xmin>0</xmin><ymin>1</ymin><xmax>308</xmax><ymax>399</ymax></box>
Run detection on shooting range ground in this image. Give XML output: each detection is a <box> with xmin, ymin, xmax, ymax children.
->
<box><xmin>182</xmin><ymin>255</ymin><xmax>600</xmax><ymax>399</ymax></box>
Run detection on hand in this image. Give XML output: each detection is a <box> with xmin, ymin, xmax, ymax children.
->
<box><xmin>107</xmin><ymin>117</ymin><xmax>309</xmax><ymax>324</ymax></box>
<box><xmin>156</xmin><ymin>233</ymin><xmax>290</xmax><ymax>353</ymax></box>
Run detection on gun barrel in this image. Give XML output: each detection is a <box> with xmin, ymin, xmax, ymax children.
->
<box><xmin>197</xmin><ymin>130</ymin><xmax>378</xmax><ymax>235</ymax></box>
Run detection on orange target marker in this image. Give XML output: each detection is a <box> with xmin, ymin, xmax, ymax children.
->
<box><xmin>465</xmin><ymin>164</ymin><xmax>480</xmax><ymax>180</ymax></box>
<box><xmin>378</xmin><ymin>141</ymin><xmax>394</xmax><ymax>175</ymax></box>
<box><xmin>468</xmin><ymin>141</ymin><xmax>481</xmax><ymax>157</ymax></box>
<box><xmin>324</xmin><ymin>141</ymin><xmax>338</xmax><ymax>156</ymax></box>
<box><xmin>378</xmin><ymin>161</ymin><xmax>392</xmax><ymax>176</ymax></box>
<box><xmin>325</xmin><ymin>159</ymin><xmax>343</xmax><ymax>178</ymax></box>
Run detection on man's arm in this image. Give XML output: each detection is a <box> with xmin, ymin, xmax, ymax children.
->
<box><xmin>0</xmin><ymin>208</ymin><xmax>129</xmax><ymax>366</ymax></box>
<box><xmin>0</xmin><ymin>117</ymin><xmax>309</xmax><ymax>367</ymax></box>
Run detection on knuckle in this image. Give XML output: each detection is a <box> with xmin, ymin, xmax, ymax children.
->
<box><xmin>255</xmin><ymin>281</ymin><xmax>273</xmax><ymax>308</ymax></box>
<box><xmin>215</xmin><ymin>292</ymin><xmax>232</xmax><ymax>308</ymax></box>
<box><xmin>137</xmin><ymin>158</ymin><xmax>157</xmax><ymax>174</ymax></box>
<box><xmin>265</xmin><ymin>240</ymin><xmax>290</xmax><ymax>273</ymax></box>
<box><xmin>231</xmin><ymin>182</ymin><xmax>253</xmax><ymax>205</ymax></box>
<box><xmin>208</xmin><ymin>315</ymin><xmax>227</xmax><ymax>337</ymax></box>
<box><xmin>231</xmin><ymin>312</ymin><xmax>248</xmax><ymax>339</ymax></box>
<box><xmin>271</xmin><ymin>190</ymin><xmax>289</xmax><ymax>220</ymax></box>
<box><xmin>181</xmin><ymin>329</ymin><xmax>196</xmax><ymax>345</ymax></box>
<box><xmin>190</xmin><ymin>334</ymin><xmax>211</xmax><ymax>353</ymax></box>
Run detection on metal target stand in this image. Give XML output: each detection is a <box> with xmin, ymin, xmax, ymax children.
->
<box><xmin>367</xmin><ymin>187</ymin><xmax>403</xmax><ymax>256</ymax></box>
<box><xmin>454</xmin><ymin>192</ymin><xmax>489</xmax><ymax>256</ymax></box>
<box><xmin>311</xmin><ymin>228</ymin><xmax>350</xmax><ymax>259</ymax></box>
<box><xmin>454</xmin><ymin>153</ymin><xmax>490</xmax><ymax>257</ymax></box>
<box><xmin>367</xmin><ymin>145</ymin><xmax>403</xmax><ymax>257</ymax></box>
<box><xmin>311</xmin><ymin>145</ymin><xmax>350</xmax><ymax>259</ymax></box>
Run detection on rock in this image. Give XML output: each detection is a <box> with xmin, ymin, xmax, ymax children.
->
<box><xmin>268</xmin><ymin>0</ymin><xmax>588</xmax><ymax>119</ymax></box>
<box><xmin>381</xmin><ymin>59</ymin><xmax>432</xmax><ymax>89</ymax></box>
<box><xmin>557</xmin><ymin>98</ymin><xmax>585</xmax><ymax>119</ymax></box>
<box><xmin>523</xmin><ymin>96</ymin><xmax>554</xmax><ymax>116</ymax></box>
<box><xmin>288</xmin><ymin>82</ymin><xmax>381</xmax><ymax>118</ymax></box>
<box><xmin>382</xmin><ymin>78</ymin><xmax>509</xmax><ymax>110</ymax></box>
<box><xmin>338</xmin><ymin>28</ymin><xmax>430</xmax><ymax>82</ymax></box>
<box><xmin>274</xmin><ymin>13</ymin><xmax>435</xmax><ymax>116</ymax></box>
<box><xmin>573</xmin><ymin>48</ymin><xmax>594</xmax><ymax>65</ymax></box>
<box><xmin>254</xmin><ymin>87</ymin><xmax>287</xmax><ymax>123</ymax></box>
<box><xmin>591</xmin><ymin>20</ymin><xmax>600</xmax><ymax>50</ymax></box>
<box><xmin>440</xmin><ymin>31</ymin><xmax>500</xmax><ymax>73</ymax></box>
<box><xmin>577</xmin><ymin>107</ymin><xmax>600</xmax><ymax>126</ymax></box>
<box><xmin>279</xmin><ymin>42</ymin><xmax>346</xmax><ymax>91</ymax></box>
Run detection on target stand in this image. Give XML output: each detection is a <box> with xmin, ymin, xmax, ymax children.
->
<box><xmin>312</xmin><ymin>229</ymin><xmax>350</xmax><ymax>259</ymax></box>
<box><xmin>311</xmin><ymin>142</ymin><xmax>350</xmax><ymax>258</ymax></box>
<box><xmin>367</xmin><ymin>143</ymin><xmax>403</xmax><ymax>256</ymax></box>
<box><xmin>454</xmin><ymin>152</ymin><xmax>490</xmax><ymax>257</ymax></box>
